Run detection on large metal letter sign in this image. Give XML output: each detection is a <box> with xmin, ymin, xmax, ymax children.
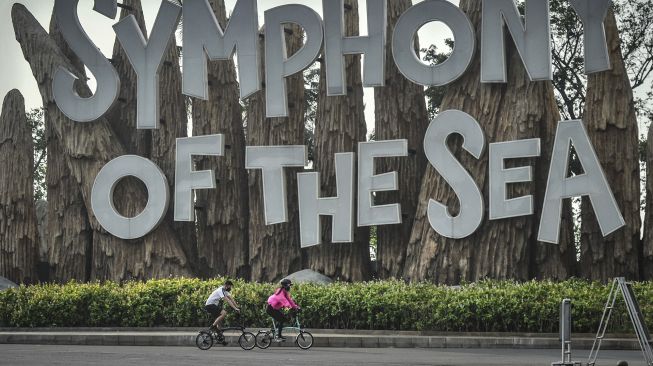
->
<box><xmin>481</xmin><ymin>0</ymin><xmax>552</xmax><ymax>83</ymax></box>
<box><xmin>245</xmin><ymin>146</ymin><xmax>307</xmax><ymax>225</ymax></box>
<box><xmin>53</xmin><ymin>0</ymin><xmax>120</xmax><ymax>122</ymax></box>
<box><xmin>265</xmin><ymin>5</ymin><xmax>324</xmax><ymax>118</ymax></box>
<box><xmin>114</xmin><ymin>0</ymin><xmax>181</xmax><ymax>129</ymax></box>
<box><xmin>182</xmin><ymin>0</ymin><xmax>260</xmax><ymax>100</ymax></box>
<box><xmin>357</xmin><ymin>140</ymin><xmax>407</xmax><ymax>227</ymax></box>
<box><xmin>424</xmin><ymin>110</ymin><xmax>485</xmax><ymax>239</ymax></box>
<box><xmin>174</xmin><ymin>135</ymin><xmax>225</xmax><ymax>222</ymax></box>
<box><xmin>323</xmin><ymin>0</ymin><xmax>387</xmax><ymax>95</ymax></box>
<box><xmin>489</xmin><ymin>139</ymin><xmax>541</xmax><ymax>220</ymax></box>
<box><xmin>392</xmin><ymin>0</ymin><xmax>475</xmax><ymax>87</ymax></box>
<box><xmin>538</xmin><ymin>120</ymin><xmax>625</xmax><ymax>244</ymax></box>
<box><xmin>568</xmin><ymin>0</ymin><xmax>613</xmax><ymax>74</ymax></box>
<box><xmin>91</xmin><ymin>155</ymin><xmax>170</xmax><ymax>240</ymax></box>
<box><xmin>298</xmin><ymin>153</ymin><xmax>355</xmax><ymax>247</ymax></box>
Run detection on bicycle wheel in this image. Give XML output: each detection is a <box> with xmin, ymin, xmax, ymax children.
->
<box><xmin>256</xmin><ymin>330</ymin><xmax>272</xmax><ymax>349</ymax></box>
<box><xmin>238</xmin><ymin>331</ymin><xmax>257</xmax><ymax>350</ymax></box>
<box><xmin>295</xmin><ymin>330</ymin><xmax>313</xmax><ymax>350</ymax></box>
<box><xmin>196</xmin><ymin>331</ymin><xmax>213</xmax><ymax>350</ymax></box>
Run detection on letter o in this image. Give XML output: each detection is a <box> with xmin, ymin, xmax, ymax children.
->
<box><xmin>91</xmin><ymin>155</ymin><xmax>170</xmax><ymax>240</ymax></box>
<box><xmin>392</xmin><ymin>0</ymin><xmax>475</xmax><ymax>86</ymax></box>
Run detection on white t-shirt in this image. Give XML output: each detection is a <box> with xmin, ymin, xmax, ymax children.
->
<box><xmin>206</xmin><ymin>286</ymin><xmax>230</xmax><ymax>306</ymax></box>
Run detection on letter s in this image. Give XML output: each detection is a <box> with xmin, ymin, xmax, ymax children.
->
<box><xmin>53</xmin><ymin>0</ymin><xmax>120</xmax><ymax>122</ymax></box>
<box><xmin>424</xmin><ymin>110</ymin><xmax>485</xmax><ymax>239</ymax></box>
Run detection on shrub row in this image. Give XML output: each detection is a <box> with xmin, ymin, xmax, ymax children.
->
<box><xmin>0</xmin><ymin>278</ymin><xmax>651</xmax><ymax>333</ymax></box>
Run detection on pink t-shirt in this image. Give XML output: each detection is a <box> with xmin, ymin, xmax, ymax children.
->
<box><xmin>267</xmin><ymin>288</ymin><xmax>299</xmax><ymax>310</ymax></box>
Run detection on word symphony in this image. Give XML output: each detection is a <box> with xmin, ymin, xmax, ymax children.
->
<box><xmin>54</xmin><ymin>0</ymin><xmax>624</xmax><ymax>246</ymax></box>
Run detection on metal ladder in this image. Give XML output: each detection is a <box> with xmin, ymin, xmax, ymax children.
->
<box><xmin>588</xmin><ymin>277</ymin><xmax>653</xmax><ymax>366</ymax></box>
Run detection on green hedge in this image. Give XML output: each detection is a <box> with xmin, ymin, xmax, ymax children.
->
<box><xmin>0</xmin><ymin>278</ymin><xmax>650</xmax><ymax>333</ymax></box>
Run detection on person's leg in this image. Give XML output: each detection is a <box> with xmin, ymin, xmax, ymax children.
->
<box><xmin>205</xmin><ymin>305</ymin><xmax>219</xmax><ymax>329</ymax></box>
<box><xmin>266</xmin><ymin>306</ymin><xmax>285</xmax><ymax>338</ymax></box>
<box><xmin>214</xmin><ymin>309</ymin><xmax>227</xmax><ymax>329</ymax></box>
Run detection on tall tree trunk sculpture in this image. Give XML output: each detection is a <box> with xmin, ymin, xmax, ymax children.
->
<box><xmin>246</xmin><ymin>25</ymin><xmax>305</xmax><ymax>282</ymax></box>
<box><xmin>44</xmin><ymin>14</ymin><xmax>94</xmax><ymax>283</ymax></box>
<box><xmin>579</xmin><ymin>10</ymin><xmax>641</xmax><ymax>282</ymax></box>
<box><xmin>192</xmin><ymin>0</ymin><xmax>249</xmax><ymax>279</ymax></box>
<box><xmin>374</xmin><ymin>0</ymin><xmax>429</xmax><ymax>279</ymax></box>
<box><xmin>303</xmin><ymin>0</ymin><xmax>371</xmax><ymax>281</ymax></box>
<box><xmin>0</xmin><ymin>90</ymin><xmax>39</xmax><ymax>284</ymax></box>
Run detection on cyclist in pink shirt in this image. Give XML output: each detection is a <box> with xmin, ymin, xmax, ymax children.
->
<box><xmin>266</xmin><ymin>279</ymin><xmax>300</xmax><ymax>340</ymax></box>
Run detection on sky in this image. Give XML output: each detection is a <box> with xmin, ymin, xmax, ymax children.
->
<box><xmin>0</xmin><ymin>0</ymin><xmax>456</xmax><ymax>137</ymax></box>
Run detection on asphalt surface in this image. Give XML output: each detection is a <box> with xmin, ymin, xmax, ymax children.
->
<box><xmin>0</xmin><ymin>345</ymin><xmax>647</xmax><ymax>366</ymax></box>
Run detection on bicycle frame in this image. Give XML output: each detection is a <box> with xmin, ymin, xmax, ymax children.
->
<box><xmin>269</xmin><ymin>314</ymin><xmax>304</xmax><ymax>334</ymax></box>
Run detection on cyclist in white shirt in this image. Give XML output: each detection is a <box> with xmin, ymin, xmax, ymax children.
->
<box><xmin>205</xmin><ymin>280</ymin><xmax>240</xmax><ymax>330</ymax></box>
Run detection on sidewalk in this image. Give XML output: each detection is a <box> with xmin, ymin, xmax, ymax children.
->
<box><xmin>0</xmin><ymin>328</ymin><xmax>642</xmax><ymax>349</ymax></box>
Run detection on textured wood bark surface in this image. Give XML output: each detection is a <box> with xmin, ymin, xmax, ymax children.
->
<box><xmin>0</xmin><ymin>90</ymin><xmax>39</xmax><ymax>284</ymax></box>
<box><xmin>403</xmin><ymin>0</ymin><xmax>572</xmax><ymax>284</ymax></box>
<box><xmin>373</xmin><ymin>0</ymin><xmax>429</xmax><ymax>279</ymax></box>
<box><xmin>643</xmin><ymin>122</ymin><xmax>653</xmax><ymax>279</ymax></box>
<box><xmin>13</xmin><ymin>4</ymin><xmax>191</xmax><ymax>281</ymax></box>
<box><xmin>246</xmin><ymin>26</ymin><xmax>305</xmax><ymax>282</ymax></box>
<box><xmin>105</xmin><ymin>0</ymin><xmax>151</xmax><ymax>157</ymax></box>
<box><xmin>44</xmin><ymin>14</ymin><xmax>93</xmax><ymax>283</ymax></box>
<box><xmin>532</xmin><ymin>82</ymin><xmax>577</xmax><ymax>280</ymax></box>
<box><xmin>579</xmin><ymin>10</ymin><xmax>641</xmax><ymax>281</ymax></box>
<box><xmin>303</xmin><ymin>0</ymin><xmax>370</xmax><ymax>281</ymax></box>
<box><xmin>149</xmin><ymin>5</ymin><xmax>198</xmax><ymax>274</ymax></box>
<box><xmin>192</xmin><ymin>0</ymin><xmax>249</xmax><ymax>279</ymax></box>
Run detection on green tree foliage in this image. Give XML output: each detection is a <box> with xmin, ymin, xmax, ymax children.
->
<box><xmin>550</xmin><ymin>0</ymin><xmax>653</xmax><ymax>120</ymax></box>
<box><xmin>26</xmin><ymin>108</ymin><xmax>46</xmax><ymax>201</ymax></box>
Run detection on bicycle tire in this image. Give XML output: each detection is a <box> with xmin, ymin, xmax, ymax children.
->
<box><xmin>256</xmin><ymin>330</ymin><xmax>272</xmax><ymax>349</ymax></box>
<box><xmin>296</xmin><ymin>330</ymin><xmax>313</xmax><ymax>350</ymax></box>
<box><xmin>238</xmin><ymin>331</ymin><xmax>257</xmax><ymax>350</ymax></box>
<box><xmin>196</xmin><ymin>331</ymin><xmax>213</xmax><ymax>350</ymax></box>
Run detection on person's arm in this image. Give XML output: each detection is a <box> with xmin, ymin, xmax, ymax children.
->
<box><xmin>225</xmin><ymin>295</ymin><xmax>240</xmax><ymax>311</ymax></box>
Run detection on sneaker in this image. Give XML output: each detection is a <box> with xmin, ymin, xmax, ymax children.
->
<box><xmin>274</xmin><ymin>335</ymin><xmax>287</xmax><ymax>342</ymax></box>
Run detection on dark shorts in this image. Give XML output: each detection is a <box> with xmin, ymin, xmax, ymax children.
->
<box><xmin>205</xmin><ymin>303</ymin><xmax>223</xmax><ymax>318</ymax></box>
<box><xmin>266</xmin><ymin>304</ymin><xmax>294</xmax><ymax>323</ymax></box>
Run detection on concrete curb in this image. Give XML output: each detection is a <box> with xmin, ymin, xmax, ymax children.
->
<box><xmin>0</xmin><ymin>329</ymin><xmax>642</xmax><ymax>349</ymax></box>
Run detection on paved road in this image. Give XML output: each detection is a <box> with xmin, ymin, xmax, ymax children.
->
<box><xmin>0</xmin><ymin>345</ymin><xmax>647</xmax><ymax>366</ymax></box>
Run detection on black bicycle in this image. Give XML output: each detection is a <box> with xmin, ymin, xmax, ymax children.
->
<box><xmin>196</xmin><ymin>312</ymin><xmax>256</xmax><ymax>351</ymax></box>
<box><xmin>255</xmin><ymin>309</ymin><xmax>313</xmax><ymax>350</ymax></box>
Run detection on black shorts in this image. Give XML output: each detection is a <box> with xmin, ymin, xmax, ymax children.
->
<box><xmin>205</xmin><ymin>303</ymin><xmax>223</xmax><ymax>318</ymax></box>
<box><xmin>266</xmin><ymin>304</ymin><xmax>288</xmax><ymax>323</ymax></box>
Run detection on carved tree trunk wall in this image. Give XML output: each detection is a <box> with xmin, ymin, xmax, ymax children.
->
<box><xmin>374</xmin><ymin>0</ymin><xmax>429</xmax><ymax>279</ymax></box>
<box><xmin>0</xmin><ymin>90</ymin><xmax>39</xmax><ymax>284</ymax></box>
<box><xmin>303</xmin><ymin>0</ymin><xmax>370</xmax><ymax>281</ymax></box>
<box><xmin>43</xmin><ymin>14</ymin><xmax>93</xmax><ymax>283</ymax></box>
<box><xmin>247</xmin><ymin>26</ymin><xmax>305</xmax><ymax>282</ymax></box>
<box><xmin>403</xmin><ymin>0</ymin><xmax>571</xmax><ymax>283</ymax></box>
<box><xmin>579</xmin><ymin>10</ymin><xmax>641</xmax><ymax>282</ymax></box>
<box><xmin>13</xmin><ymin>4</ymin><xmax>191</xmax><ymax>281</ymax></box>
<box><xmin>150</xmin><ymin>13</ymin><xmax>198</xmax><ymax>274</ymax></box>
<box><xmin>532</xmin><ymin>82</ymin><xmax>577</xmax><ymax>280</ymax></box>
<box><xmin>192</xmin><ymin>0</ymin><xmax>249</xmax><ymax>279</ymax></box>
<box><xmin>105</xmin><ymin>0</ymin><xmax>151</xmax><ymax>157</ymax></box>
